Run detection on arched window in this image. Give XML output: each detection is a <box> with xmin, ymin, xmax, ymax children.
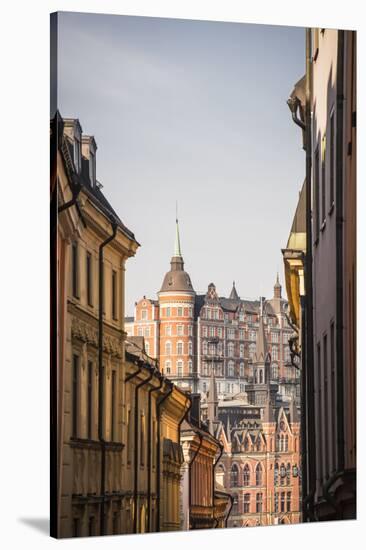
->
<box><xmin>165</xmin><ymin>341</ymin><xmax>171</xmax><ymax>355</ymax></box>
<box><xmin>243</xmin><ymin>464</ymin><xmax>250</xmax><ymax>486</ymax></box>
<box><xmin>274</xmin><ymin>462</ymin><xmax>279</xmax><ymax>486</ymax></box>
<box><xmin>255</xmin><ymin>463</ymin><xmax>262</xmax><ymax>486</ymax></box>
<box><xmin>231</xmin><ymin>464</ymin><xmax>239</xmax><ymax>487</ymax></box>
<box><xmin>239</xmin><ymin>362</ymin><xmax>244</xmax><ymax>377</ymax></box>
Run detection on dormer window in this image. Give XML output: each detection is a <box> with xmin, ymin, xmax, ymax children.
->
<box><xmin>74</xmin><ymin>134</ymin><xmax>81</xmax><ymax>173</ymax></box>
<box><xmin>89</xmin><ymin>149</ymin><xmax>96</xmax><ymax>187</ymax></box>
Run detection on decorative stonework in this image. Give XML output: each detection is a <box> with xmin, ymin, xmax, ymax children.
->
<box><xmin>71</xmin><ymin>316</ymin><xmax>123</xmax><ymax>358</ymax></box>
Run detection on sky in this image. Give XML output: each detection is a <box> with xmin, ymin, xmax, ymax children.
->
<box><xmin>58</xmin><ymin>12</ymin><xmax>306</xmax><ymax>315</ymax></box>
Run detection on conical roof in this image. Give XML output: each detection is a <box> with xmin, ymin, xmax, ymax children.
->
<box><xmin>255</xmin><ymin>310</ymin><xmax>268</xmax><ymax>364</ymax></box>
<box><xmin>159</xmin><ymin>218</ymin><xmax>195</xmax><ymax>293</ymax></box>
<box><xmin>229</xmin><ymin>281</ymin><xmax>239</xmax><ymax>300</ymax></box>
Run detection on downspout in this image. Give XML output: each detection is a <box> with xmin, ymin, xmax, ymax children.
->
<box><xmin>188</xmin><ymin>432</ymin><xmax>203</xmax><ymax>530</ymax></box>
<box><xmin>177</xmin><ymin>395</ymin><xmax>192</xmax><ymax>531</ymax></box>
<box><xmin>156</xmin><ymin>382</ymin><xmax>174</xmax><ymax>532</ymax></box>
<box><xmin>212</xmin><ymin>442</ymin><xmax>224</xmax><ymax>528</ymax></box>
<box><xmin>98</xmin><ymin>219</ymin><xmax>118</xmax><ymax>536</ymax></box>
<box><xmin>147</xmin><ymin>373</ymin><xmax>163</xmax><ymax>532</ymax></box>
<box><xmin>335</xmin><ymin>29</ymin><xmax>345</xmax><ymax>476</ymax></box>
<box><xmin>287</xmin><ymin>96</ymin><xmax>306</xmax><ymax>131</ymax></box>
<box><xmin>133</xmin><ymin>365</ymin><xmax>154</xmax><ymax>534</ymax></box>
<box><xmin>304</xmin><ymin>27</ymin><xmax>316</xmax><ymax>521</ymax></box>
<box><xmin>225</xmin><ymin>494</ymin><xmax>234</xmax><ymax>528</ymax></box>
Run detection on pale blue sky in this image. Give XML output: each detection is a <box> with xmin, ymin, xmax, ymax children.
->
<box><xmin>58</xmin><ymin>12</ymin><xmax>305</xmax><ymax>315</ymax></box>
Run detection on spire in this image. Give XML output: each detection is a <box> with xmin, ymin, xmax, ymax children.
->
<box><xmin>226</xmin><ymin>415</ymin><xmax>231</xmax><ymax>442</ymax></box>
<box><xmin>207</xmin><ymin>365</ymin><xmax>218</xmax><ymax>434</ymax></box>
<box><xmin>289</xmin><ymin>397</ymin><xmax>300</xmax><ymax>423</ymax></box>
<box><xmin>255</xmin><ymin>305</ymin><xmax>268</xmax><ymax>364</ymax></box>
<box><xmin>174</xmin><ymin>214</ymin><xmax>182</xmax><ymax>257</ymax></box>
<box><xmin>274</xmin><ymin>272</ymin><xmax>282</xmax><ymax>298</ymax></box>
<box><xmin>262</xmin><ymin>397</ymin><xmax>274</xmax><ymax>423</ymax></box>
<box><xmin>229</xmin><ymin>281</ymin><xmax>239</xmax><ymax>300</ymax></box>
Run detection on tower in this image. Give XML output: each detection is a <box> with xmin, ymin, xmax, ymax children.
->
<box><xmin>158</xmin><ymin>217</ymin><xmax>196</xmax><ymax>389</ymax></box>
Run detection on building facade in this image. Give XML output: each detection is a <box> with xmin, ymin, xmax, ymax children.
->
<box><xmin>126</xmin><ymin>222</ymin><xmax>300</xmax><ymax>405</ymax></box>
<box><xmin>53</xmin><ymin>113</ymin><xmax>194</xmax><ymax>537</ymax></box>
<box><xmin>285</xmin><ymin>28</ymin><xmax>356</xmax><ymax>521</ymax></box>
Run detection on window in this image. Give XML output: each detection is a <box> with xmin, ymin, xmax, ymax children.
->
<box><xmin>74</xmin><ymin>135</ymin><xmax>81</xmax><ymax>173</ymax></box>
<box><xmin>166</xmin><ymin>307</ymin><xmax>171</xmax><ymax>317</ymax></box>
<box><xmin>244</xmin><ymin>493</ymin><xmax>250</xmax><ymax>513</ymax></box>
<box><xmin>284</xmin><ymin>435</ymin><xmax>289</xmax><ymax>452</ymax></box>
<box><xmin>280</xmin><ymin>492</ymin><xmax>285</xmax><ymax>512</ymax></box>
<box><xmin>228</xmin><ymin>328</ymin><xmax>235</xmax><ymax>339</ymax></box>
<box><xmin>177</xmin><ymin>341</ymin><xmax>183</xmax><ymax>355</ymax></box>
<box><xmin>232</xmin><ymin>494</ymin><xmax>239</xmax><ymax>515</ymax></box>
<box><xmin>314</xmin><ymin>147</ymin><xmax>320</xmax><ymax>240</ymax></box>
<box><xmin>72</xmin><ymin>354</ymin><xmax>79</xmax><ymax>437</ymax></box>
<box><xmin>144</xmin><ymin>326</ymin><xmax>150</xmax><ymax>338</ymax></box>
<box><xmin>141</xmin><ymin>309</ymin><xmax>147</xmax><ymax>320</ymax></box>
<box><xmin>255</xmin><ymin>463</ymin><xmax>262</xmax><ymax>486</ymax></box>
<box><xmin>89</xmin><ymin>150</ymin><xmax>96</xmax><ymax>186</ymax></box>
<box><xmin>165</xmin><ymin>325</ymin><xmax>171</xmax><ymax>336</ymax></box>
<box><xmin>86</xmin><ymin>252</ymin><xmax>93</xmax><ymax>306</ymax></box>
<box><xmin>87</xmin><ymin>360</ymin><xmax>93</xmax><ymax>439</ymax></box>
<box><xmin>202</xmin><ymin>326</ymin><xmax>208</xmax><ymax>337</ymax></box>
<box><xmin>188</xmin><ymin>325</ymin><xmax>193</xmax><ymax>336</ymax></box>
<box><xmin>177</xmin><ymin>325</ymin><xmax>184</xmax><ymax>336</ymax></box>
<box><xmin>272</xmin><ymin>346</ymin><xmax>278</xmax><ymax>361</ymax></box>
<box><xmin>188</xmin><ymin>359</ymin><xmax>193</xmax><ymax>373</ymax></box>
<box><xmin>140</xmin><ymin>413</ymin><xmax>145</xmax><ymax>466</ymax></box>
<box><xmin>286</xmin><ymin>463</ymin><xmax>291</xmax><ymax>485</ymax></box>
<box><xmin>249</xmin><ymin>344</ymin><xmax>256</xmax><ymax>360</ymax></box>
<box><xmin>138</xmin><ymin>326</ymin><xmax>143</xmax><ymax>337</ymax></box>
<box><xmin>239</xmin><ymin>312</ymin><xmax>244</xmax><ymax>322</ymax></box>
<box><xmin>240</xmin><ymin>344</ymin><xmax>245</xmax><ymax>358</ymax></box>
<box><xmin>239</xmin><ymin>362</ymin><xmax>244</xmax><ymax>377</ymax></box>
<box><xmin>329</xmin><ymin>111</ymin><xmax>335</xmax><ymax>208</ymax></box>
<box><xmin>202</xmin><ymin>341</ymin><xmax>208</xmax><ymax>355</ymax></box>
<box><xmin>165</xmin><ymin>341</ymin><xmax>172</xmax><ymax>355</ymax></box>
<box><xmin>72</xmin><ymin>242</ymin><xmax>79</xmax><ymax>298</ymax></box>
<box><xmin>274</xmin><ymin>463</ymin><xmax>279</xmax><ymax>486</ymax></box>
<box><xmin>256</xmin><ymin>493</ymin><xmax>263</xmax><ymax>513</ymax></box>
<box><xmin>231</xmin><ymin>464</ymin><xmax>239</xmax><ymax>487</ymax></box>
<box><xmin>207</xmin><ymin>308</ymin><xmax>212</xmax><ymax>320</ymax></box>
<box><xmin>218</xmin><ymin>327</ymin><xmax>223</xmax><ymax>338</ymax></box>
<box><xmin>165</xmin><ymin>360</ymin><xmax>171</xmax><ymax>374</ymax></box>
<box><xmin>239</xmin><ymin>329</ymin><xmax>244</xmax><ymax>340</ymax></box>
<box><xmin>177</xmin><ymin>360</ymin><xmax>183</xmax><ymax>376</ymax></box>
<box><xmin>228</xmin><ymin>361</ymin><xmax>235</xmax><ymax>377</ymax></box>
<box><xmin>272</xmin><ymin>332</ymin><xmax>279</xmax><ymax>343</ymax></box>
<box><xmin>287</xmin><ymin>492</ymin><xmax>291</xmax><ymax>512</ymax></box>
<box><xmin>272</xmin><ymin>364</ymin><xmax>279</xmax><ymax>380</ymax></box>
<box><xmin>275</xmin><ymin>493</ymin><xmax>279</xmax><ymax>513</ymax></box>
<box><xmin>111</xmin><ymin>370</ymin><xmax>116</xmax><ymax>440</ymax></box>
<box><xmin>250</xmin><ymin>330</ymin><xmax>256</xmax><ymax>341</ymax></box>
<box><xmin>243</xmin><ymin>464</ymin><xmax>250</xmax><ymax>486</ymax></box>
<box><xmin>127</xmin><ymin>409</ymin><xmax>132</xmax><ymax>464</ymax></box>
<box><xmin>259</xmin><ymin>370</ymin><xmax>263</xmax><ymax>384</ymax></box>
<box><xmin>228</xmin><ymin>342</ymin><xmax>234</xmax><ymax>356</ymax></box>
<box><xmin>188</xmin><ymin>341</ymin><xmax>193</xmax><ymax>355</ymax></box>
<box><xmin>321</xmin><ymin>135</ymin><xmax>326</xmax><ymax>226</ymax></box>
<box><xmin>112</xmin><ymin>270</ymin><xmax>117</xmax><ymax>320</ymax></box>
<box><xmin>257</xmin><ymin>437</ymin><xmax>262</xmax><ymax>451</ymax></box>
<box><xmin>209</xmin><ymin>326</ymin><xmax>215</xmax><ymax>337</ymax></box>
<box><xmin>280</xmin><ymin>463</ymin><xmax>286</xmax><ymax>485</ymax></box>
<box><xmin>145</xmin><ymin>342</ymin><xmax>150</xmax><ymax>356</ymax></box>
<box><xmin>177</xmin><ymin>307</ymin><xmax>183</xmax><ymax>317</ymax></box>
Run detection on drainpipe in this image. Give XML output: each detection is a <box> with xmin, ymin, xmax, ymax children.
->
<box><xmin>287</xmin><ymin>96</ymin><xmax>306</xmax><ymax>131</ymax></box>
<box><xmin>98</xmin><ymin>219</ymin><xmax>118</xmax><ymax>536</ymax></box>
<box><xmin>156</xmin><ymin>382</ymin><xmax>174</xmax><ymax>532</ymax></box>
<box><xmin>133</xmin><ymin>364</ymin><xmax>154</xmax><ymax>534</ymax></box>
<box><xmin>335</xmin><ymin>29</ymin><xmax>345</xmax><ymax>476</ymax></box>
<box><xmin>212</xmin><ymin>442</ymin><xmax>224</xmax><ymax>528</ymax></box>
<box><xmin>304</xmin><ymin>27</ymin><xmax>316</xmax><ymax>521</ymax></box>
<box><xmin>188</xmin><ymin>432</ymin><xmax>203</xmax><ymax>530</ymax></box>
<box><xmin>147</xmin><ymin>373</ymin><xmax>163</xmax><ymax>532</ymax></box>
<box><xmin>225</xmin><ymin>493</ymin><xmax>234</xmax><ymax>528</ymax></box>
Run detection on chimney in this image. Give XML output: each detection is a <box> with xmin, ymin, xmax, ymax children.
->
<box><xmin>82</xmin><ymin>135</ymin><xmax>97</xmax><ymax>187</ymax></box>
<box><xmin>188</xmin><ymin>393</ymin><xmax>201</xmax><ymax>427</ymax></box>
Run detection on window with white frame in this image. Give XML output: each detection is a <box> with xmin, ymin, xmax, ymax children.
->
<box><xmin>202</xmin><ymin>326</ymin><xmax>208</xmax><ymax>337</ymax></box>
<box><xmin>207</xmin><ymin>308</ymin><xmax>212</xmax><ymax>319</ymax></box>
<box><xmin>218</xmin><ymin>327</ymin><xmax>223</xmax><ymax>338</ymax></box>
<box><xmin>228</xmin><ymin>360</ymin><xmax>235</xmax><ymax>377</ymax></box>
<box><xmin>272</xmin><ymin>331</ymin><xmax>279</xmax><ymax>343</ymax></box>
<box><xmin>272</xmin><ymin>346</ymin><xmax>278</xmax><ymax>360</ymax></box>
<box><xmin>239</xmin><ymin>329</ymin><xmax>244</xmax><ymax>340</ymax></box>
<box><xmin>144</xmin><ymin>326</ymin><xmax>150</xmax><ymax>337</ymax></box>
<box><xmin>166</xmin><ymin>307</ymin><xmax>171</xmax><ymax>317</ymax></box>
<box><xmin>249</xmin><ymin>343</ymin><xmax>256</xmax><ymax>360</ymax></box>
<box><xmin>240</xmin><ymin>362</ymin><xmax>244</xmax><ymax>377</ymax></box>
<box><xmin>188</xmin><ymin>325</ymin><xmax>193</xmax><ymax>336</ymax></box>
<box><xmin>145</xmin><ymin>342</ymin><xmax>150</xmax><ymax>356</ymax></box>
<box><xmin>228</xmin><ymin>328</ymin><xmax>235</xmax><ymax>339</ymax></box>
<box><xmin>239</xmin><ymin>312</ymin><xmax>244</xmax><ymax>322</ymax></box>
<box><xmin>228</xmin><ymin>342</ymin><xmax>234</xmax><ymax>356</ymax></box>
<box><xmin>177</xmin><ymin>307</ymin><xmax>183</xmax><ymax>317</ymax></box>
<box><xmin>177</xmin><ymin>324</ymin><xmax>184</xmax><ymax>336</ymax></box>
<box><xmin>177</xmin><ymin>341</ymin><xmax>183</xmax><ymax>355</ymax></box>
<box><xmin>138</xmin><ymin>326</ymin><xmax>143</xmax><ymax>337</ymax></box>
<box><xmin>188</xmin><ymin>341</ymin><xmax>193</xmax><ymax>355</ymax></box>
<box><xmin>165</xmin><ymin>341</ymin><xmax>172</xmax><ymax>355</ymax></box>
<box><xmin>188</xmin><ymin>359</ymin><xmax>193</xmax><ymax>373</ymax></box>
<box><xmin>209</xmin><ymin>326</ymin><xmax>215</xmax><ymax>337</ymax></box>
<box><xmin>165</xmin><ymin>360</ymin><xmax>171</xmax><ymax>374</ymax></box>
<box><xmin>141</xmin><ymin>309</ymin><xmax>147</xmax><ymax>320</ymax></box>
<box><xmin>177</xmin><ymin>360</ymin><xmax>183</xmax><ymax>376</ymax></box>
<box><xmin>203</xmin><ymin>341</ymin><xmax>208</xmax><ymax>355</ymax></box>
<box><xmin>250</xmin><ymin>330</ymin><xmax>256</xmax><ymax>341</ymax></box>
<box><xmin>240</xmin><ymin>344</ymin><xmax>244</xmax><ymax>358</ymax></box>
<box><xmin>165</xmin><ymin>325</ymin><xmax>172</xmax><ymax>336</ymax></box>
